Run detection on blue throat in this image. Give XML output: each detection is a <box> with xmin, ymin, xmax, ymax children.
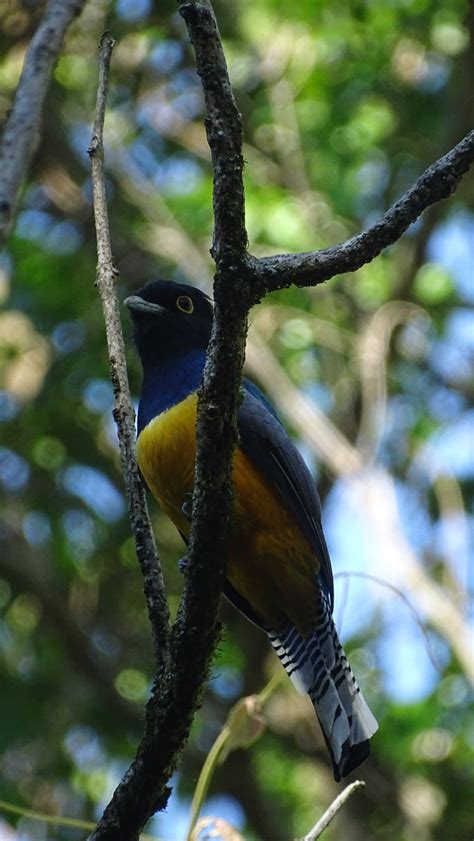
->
<box><xmin>137</xmin><ymin>349</ymin><xmax>206</xmax><ymax>434</ymax></box>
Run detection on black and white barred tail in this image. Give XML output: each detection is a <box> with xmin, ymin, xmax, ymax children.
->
<box><xmin>268</xmin><ymin>591</ymin><xmax>378</xmax><ymax>781</ymax></box>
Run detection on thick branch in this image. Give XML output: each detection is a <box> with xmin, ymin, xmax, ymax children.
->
<box><xmin>167</xmin><ymin>0</ymin><xmax>252</xmax><ymax>786</ymax></box>
<box><xmin>251</xmin><ymin>129</ymin><xmax>474</xmax><ymax>297</ymax></box>
<box><xmin>87</xmin><ymin>33</ymin><xmax>170</xmax><ymax>668</ymax></box>
<box><xmin>0</xmin><ymin>0</ymin><xmax>86</xmax><ymax>245</ymax></box>
<box><xmin>179</xmin><ymin>0</ymin><xmax>247</xmax><ymax>263</ymax></box>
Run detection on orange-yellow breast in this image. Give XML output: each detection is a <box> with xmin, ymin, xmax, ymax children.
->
<box><xmin>136</xmin><ymin>393</ymin><xmax>318</xmax><ymax>633</ymax></box>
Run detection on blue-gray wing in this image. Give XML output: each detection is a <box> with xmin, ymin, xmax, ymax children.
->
<box><xmin>237</xmin><ymin>379</ymin><xmax>334</xmax><ymax>610</ymax></box>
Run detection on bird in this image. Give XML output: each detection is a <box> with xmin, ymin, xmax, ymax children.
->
<box><xmin>125</xmin><ymin>278</ymin><xmax>378</xmax><ymax>781</ymax></box>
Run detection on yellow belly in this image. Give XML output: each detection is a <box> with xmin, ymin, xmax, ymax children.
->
<box><xmin>137</xmin><ymin>394</ymin><xmax>197</xmax><ymax>535</ymax></box>
<box><xmin>136</xmin><ymin>393</ymin><xmax>318</xmax><ymax>633</ymax></box>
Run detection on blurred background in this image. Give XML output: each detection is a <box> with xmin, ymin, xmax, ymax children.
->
<box><xmin>0</xmin><ymin>0</ymin><xmax>473</xmax><ymax>839</ymax></box>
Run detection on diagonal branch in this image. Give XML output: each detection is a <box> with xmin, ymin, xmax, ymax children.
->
<box><xmin>0</xmin><ymin>0</ymin><xmax>87</xmax><ymax>245</ymax></box>
<box><xmin>250</xmin><ymin>129</ymin><xmax>474</xmax><ymax>298</ymax></box>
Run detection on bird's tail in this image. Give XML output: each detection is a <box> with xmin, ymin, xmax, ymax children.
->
<box><xmin>267</xmin><ymin>591</ymin><xmax>378</xmax><ymax>781</ymax></box>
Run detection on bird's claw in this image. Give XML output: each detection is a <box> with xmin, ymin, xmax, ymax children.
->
<box><xmin>178</xmin><ymin>555</ymin><xmax>189</xmax><ymax>574</ymax></box>
<box><xmin>182</xmin><ymin>494</ymin><xmax>193</xmax><ymax>520</ymax></box>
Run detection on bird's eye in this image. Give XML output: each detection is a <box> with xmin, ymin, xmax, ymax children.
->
<box><xmin>176</xmin><ymin>295</ymin><xmax>194</xmax><ymax>314</ymax></box>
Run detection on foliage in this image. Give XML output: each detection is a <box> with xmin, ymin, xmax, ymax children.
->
<box><xmin>0</xmin><ymin>0</ymin><xmax>472</xmax><ymax>839</ymax></box>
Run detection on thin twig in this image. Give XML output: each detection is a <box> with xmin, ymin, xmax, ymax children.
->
<box><xmin>0</xmin><ymin>800</ymin><xmax>160</xmax><ymax>841</ymax></box>
<box><xmin>185</xmin><ymin>726</ymin><xmax>230</xmax><ymax>840</ymax></box>
<box><xmin>87</xmin><ymin>32</ymin><xmax>170</xmax><ymax>666</ymax></box>
<box><xmin>251</xmin><ymin>129</ymin><xmax>474</xmax><ymax>298</ymax></box>
<box><xmin>0</xmin><ymin>0</ymin><xmax>87</xmax><ymax>245</ymax></box>
<box><xmin>297</xmin><ymin>781</ymin><xmax>365</xmax><ymax>841</ymax></box>
<box><xmin>334</xmin><ymin>571</ymin><xmax>442</xmax><ymax>673</ymax></box>
<box><xmin>359</xmin><ymin>471</ymin><xmax>474</xmax><ymax>681</ymax></box>
<box><xmin>185</xmin><ymin>672</ymin><xmax>283</xmax><ymax>839</ymax></box>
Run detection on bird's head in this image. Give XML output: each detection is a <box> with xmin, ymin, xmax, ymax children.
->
<box><xmin>124</xmin><ymin>279</ymin><xmax>213</xmax><ymax>367</ymax></box>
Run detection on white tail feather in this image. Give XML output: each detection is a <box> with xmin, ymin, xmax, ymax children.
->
<box><xmin>267</xmin><ymin>591</ymin><xmax>378</xmax><ymax>779</ymax></box>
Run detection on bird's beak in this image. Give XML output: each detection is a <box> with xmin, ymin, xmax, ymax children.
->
<box><xmin>123</xmin><ymin>295</ymin><xmax>166</xmax><ymax>315</ymax></box>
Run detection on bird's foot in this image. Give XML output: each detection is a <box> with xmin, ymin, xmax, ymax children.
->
<box><xmin>182</xmin><ymin>494</ymin><xmax>193</xmax><ymax>520</ymax></box>
<box><xmin>178</xmin><ymin>555</ymin><xmax>189</xmax><ymax>574</ymax></box>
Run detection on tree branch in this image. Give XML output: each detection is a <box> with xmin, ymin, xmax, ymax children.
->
<box><xmin>87</xmin><ymin>32</ymin><xmax>170</xmax><ymax>669</ymax></box>
<box><xmin>250</xmin><ymin>130</ymin><xmax>474</xmax><ymax>298</ymax></box>
<box><xmin>172</xmin><ymin>0</ymin><xmax>251</xmax><ymax>691</ymax></box>
<box><xmin>0</xmin><ymin>0</ymin><xmax>86</xmax><ymax>245</ymax></box>
<box><xmin>179</xmin><ymin>0</ymin><xmax>247</xmax><ymax>263</ymax></box>
<box><xmin>297</xmin><ymin>781</ymin><xmax>365</xmax><ymax>841</ymax></box>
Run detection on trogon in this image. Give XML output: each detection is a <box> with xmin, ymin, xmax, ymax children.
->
<box><xmin>125</xmin><ymin>279</ymin><xmax>378</xmax><ymax>781</ymax></box>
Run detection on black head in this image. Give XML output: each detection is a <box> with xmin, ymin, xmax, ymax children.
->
<box><xmin>124</xmin><ymin>279</ymin><xmax>213</xmax><ymax>368</ymax></box>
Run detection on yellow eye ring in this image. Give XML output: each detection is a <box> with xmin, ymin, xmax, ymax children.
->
<box><xmin>176</xmin><ymin>295</ymin><xmax>194</xmax><ymax>314</ymax></box>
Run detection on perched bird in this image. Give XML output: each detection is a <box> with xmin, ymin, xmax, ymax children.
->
<box><xmin>125</xmin><ymin>279</ymin><xmax>378</xmax><ymax>780</ymax></box>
